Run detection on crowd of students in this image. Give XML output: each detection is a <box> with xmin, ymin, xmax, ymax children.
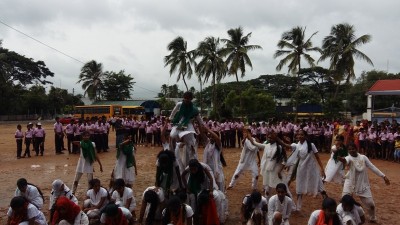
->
<box><xmin>10</xmin><ymin>91</ymin><xmax>396</xmax><ymax>225</ymax></box>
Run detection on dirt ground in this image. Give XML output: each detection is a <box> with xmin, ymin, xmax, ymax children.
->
<box><xmin>0</xmin><ymin>121</ymin><xmax>398</xmax><ymax>224</ymax></box>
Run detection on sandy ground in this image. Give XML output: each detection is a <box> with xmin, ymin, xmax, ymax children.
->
<box><xmin>0</xmin><ymin>120</ymin><xmax>399</xmax><ymax>224</ymax></box>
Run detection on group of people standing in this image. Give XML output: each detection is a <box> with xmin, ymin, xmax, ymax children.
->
<box><xmin>10</xmin><ymin>91</ymin><xmax>395</xmax><ymax>225</ymax></box>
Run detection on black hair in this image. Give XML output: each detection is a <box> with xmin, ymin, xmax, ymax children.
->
<box><xmin>17</xmin><ymin>178</ymin><xmax>45</xmax><ymax>203</ymax></box>
<box><xmin>162</xmin><ymin>196</ymin><xmax>186</xmax><ymax>225</ymax></box>
<box><xmin>340</xmin><ymin>194</ymin><xmax>361</xmax><ymax>207</ymax></box>
<box><xmin>103</xmin><ymin>203</ymin><xmax>119</xmax><ymax>217</ymax></box>
<box><xmin>114</xmin><ymin>178</ymin><xmax>126</xmax><ymax>189</ymax></box>
<box><xmin>346</xmin><ymin>141</ymin><xmax>357</xmax><ymax>151</ymax></box>
<box><xmin>322</xmin><ymin>197</ymin><xmax>341</xmax><ymax>225</ymax></box>
<box><xmin>275</xmin><ymin>183</ymin><xmax>287</xmax><ymax>192</ymax></box>
<box><xmin>243</xmin><ymin>191</ymin><xmax>262</xmax><ymax>220</ymax></box>
<box><xmin>183</xmin><ymin>91</ymin><xmax>194</xmax><ymax>100</ymax></box>
<box><xmin>144</xmin><ymin>189</ymin><xmax>159</xmax><ymax>225</ymax></box>
<box><xmin>335</xmin><ymin>135</ymin><xmax>345</xmax><ymax>142</ymax></box>
<box><xmin>188</xmin><ymin>159</ymin><xmax>205</xmax><ymax>184</ymax></box>
<box><xmin>10</xmin><ymin>196</ymin><xmax>26</xmax><ymax>209</ymax></box>
<box><xmin>156</xmin><ymin>150</ymin><xmax>176</xmax><ymax>190</ymax></box>
<box><xmin>271</xmin><ymin>143</ymin><xmax>287</xmax><ymax>164</ymax></box>
<box><xmin>89</xmin><ymin>178</ymin><xmax>101</xmax><ymax>189</ymax></box>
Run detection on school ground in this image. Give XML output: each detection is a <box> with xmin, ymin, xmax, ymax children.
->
<box><xmin>0</xmin><ymin>121</ymin><xmax>398</xmax><ymax>225</ymax></box>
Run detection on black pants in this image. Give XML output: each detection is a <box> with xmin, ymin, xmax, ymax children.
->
<box><xmin>131</xmin><ymin>128</ymin><xmax>139</xmax><ymax>144</ymax></box>
<box><xmin>34</xmin><ymin>137</ymin><xmax>45</xmax><ymax>155</ymax></box>
<box><xmin>139</xmin><ymin>128</ymin><xmax>146</xmax><ymax>143</ymax></box>
<box><xmin>55</xmin><ymin>133</ymin><xmax>63</xmax><ymax>153</ymax></box>
<box><xmin>16</xmin><ymin>139</ymin><xmax>23</xmax><ymax>158</ymax></box>
<box><xmin>66</xmin><ymin>134</ymin><xmax>74</xmax><ymax>152</ymax></box>
<box><xmin>24</xmin><ymin>138</ymin><xmax>32</xmax><ymax>157</ymax></box>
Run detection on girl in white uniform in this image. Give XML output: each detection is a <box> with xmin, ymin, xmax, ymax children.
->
<box><xmin>228</xmin><ymin>127</ymin><xmax>261</xmax><ymax>190</ymax></box>
<box><xmin>338</xmin><ymin>142</ymin><xmax>390</xmax><ymax>223</ymax></box>
<box><xmin>283</xmin><ymin>129</ymin><xmax>326</xmax><ymax>211</ymax></box>
<box><xmin>268</xmin><ymin>183</ymin><xmax>294</xmax><ymax>225</ymax></box>
<box><xmin>324</xmin><ymin>135</ymin><xmax>348</xmax><ymax>184</ymax></box>
<box><xmin>72</xmin><ymin>131</ymin><xmax>103</xmax><ymax>194</ymax></box>
<box><xmin>249</xmin><ymin>132</ymin><xmax>288</xmax><ymax>197</ymax></box>
<box><xmin>336</xmin><ymin>194</ymin><xmax>366</xmax><ymax>225</ymax></box>
<box><xmin>113</xmin><ymin>134</ymin><xmax>137</xmax><ymax>187</ymax></box>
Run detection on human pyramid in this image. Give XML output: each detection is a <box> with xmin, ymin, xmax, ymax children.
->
<box><xmin>8</xmin><ymin>91</ymin><xmax>393</xmax><ymax>225</ymax></box>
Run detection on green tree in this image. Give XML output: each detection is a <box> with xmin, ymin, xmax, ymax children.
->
<box><xmin>319</xmin><ymin>23</ymin><xmax>373</xmax><ymax>98</ymax></box>
<box><xmin>0</xmin><ymin>45</ymin><xmax>54</xmax><ymax>85</ymax></box>
<box><xmin>274</xmin><ymin>26</ymin><xmax>321</xmax><ymax>83</ymax></box>
<box><xmin>102</xmin><ymin>70</ymin><xmax>135</xmax><ymax>101</ymax></box>
<box><xmin>274</xmin><ymin>26</ymin><xmax>321</xmax><ymax>120</ymax></box>
<box><xmin>221</xmin><ymin>27</ymin><xmax>262</xmax><ymax>115</ymax></box>
<box><xmin>225</xmin><ymin>86</ymin><xmax>275</xmax><ymax>120</ymax></box>
<box><xmin>77</xmin><ymin>60</ymin><xmax>105</xmax><ymax>101</ymax></box>
<box><xmin>164</xmin><ymin>37</ymin><xmax>195</xmax><ymax>91</ymax></box>
<box><xmin>195</xmin><ymin>36</ymin><xmax>227</xmax><ymax>117</ymax></box>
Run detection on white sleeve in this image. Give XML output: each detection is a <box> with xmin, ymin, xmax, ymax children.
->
<box><xmin>169</xmin><ymin>102</ymin><xmax>181</xmax><ymax>121</ymax></box>
<box><xmin>185</xmin><ymin>204</ymin><xmax>194</xmax><ymax>217</ymax></box>
<box><xmin>356</xmin><ymin>205</ymin><xmax>365</xmax><ymax>217</ymax></box>
<box><xmin>311</xmin><ymin>143</ymin><xmax>318</xmax><ymax>153</ymax></box>
<box><xmin>285</xmin><ymin>197</ymin><xmax>293</xmax><ymax>219</ymax></box>
<box><xmin>364</xmin><ymin>156</ymin><xmax>385</xmax><ymax>177</ymax></box>
<box><xmin>26</xmin><ymin>204</ymin><xmax>40</xmax><ymax>220</ymax></box>
<box><xmin>307</xmin><ymin>210</ymin><xmax>320</xmax><ymax>225</ymax></box>
<box><xmin>111</xmin><ymin>191</ymin><xmax>118</xmax><ymax>201</ymax></box>
<box><xmin>267</xmin><ymin>196</ymin><xmax>276</xmax><ymax>223</ymax></box>
<box><xmin>100</xmin><ymin>188</ymin><xmax>108</xmax><ymax>198</ymax></box>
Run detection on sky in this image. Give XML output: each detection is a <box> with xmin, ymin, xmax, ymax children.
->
<box><xmin>1</xmin><ymin>0</ymin><xmax>399</xmax><ymax>99</ymax></box>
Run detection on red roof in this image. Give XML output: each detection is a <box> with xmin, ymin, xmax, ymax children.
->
<box><xmin>367</xmin><ymin>79</ymin><xmax>400</xmax><ymax>95</ymax></box>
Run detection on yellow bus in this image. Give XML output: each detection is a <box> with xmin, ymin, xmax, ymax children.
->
<box><xmin>122</xmin><ymin>106</ymin><xmax>146</xmax><ymax>118</ymax></box>
<box><xmin>74</xmin><ymin>105</ymin><xmax>122</xmax><ymax>119</ymax></box>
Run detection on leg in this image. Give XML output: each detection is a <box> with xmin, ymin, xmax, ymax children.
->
<box><xmin>296</xmin><ymin>194</ymin><xmax>303</xmax><ymax>211</ymax></box>
<box><xmin>228</xmin><ymin>168</ymin><xmax>243</xmax><ymax>189</ymax></box>
<box><xmin>72</xmin><ymin>172</ymin><xmax>83</xmax><ymax>194</ymax></box>
<box><xmin>359</xmin><ymin>196</ymin><xmax>376</xmax><ymax>222</ymax></box>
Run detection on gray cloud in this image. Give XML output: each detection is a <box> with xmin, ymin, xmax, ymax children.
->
<box><xmin>1</xmin><ymin>0</ymin><xmax>399</xmax><ymax>98</ymax></box>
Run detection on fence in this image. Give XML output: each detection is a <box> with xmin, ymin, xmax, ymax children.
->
<box><xmin>0</xmin><ymin>114</ymin><xmax>53</xmax><ymax>121</ymax></box>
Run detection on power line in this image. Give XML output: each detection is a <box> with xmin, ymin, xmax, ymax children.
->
<box><xmin>0</xmin><ymin>18</ymin><xmax>161</xmax><ymax>95</ymax></box>
<box><xmin>0</xmin><ymin>18</ymin><xmax>85</xmax><ymax>64</ymax></box>
<box><xmin>133</xmin><ymin>83</ymin><xmax>159</xmax><ymax>94</ymax></box>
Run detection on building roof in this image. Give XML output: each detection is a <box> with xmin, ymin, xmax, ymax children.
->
<box><xmin>366</xmin><ymin>79</ymin><xmax>400</xmax><ymax>95</ymax></box>
<box><xmin>93</xmin><ymin>100</ymin><xmax>145</xmax><ymax>106</ymax></box>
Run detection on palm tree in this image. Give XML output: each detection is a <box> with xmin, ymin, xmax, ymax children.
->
<box><xmin>195</xmin><ymin>36</ymin><xmax>227</xmax><ymax>116</ymax></box>
<box><xmin>221</xmin><ymin>27</ymin><xmax>262</xmax><ymax>116</ymax></box>
<box><xmin>274</xmin><ymin>26</ymin><xmax>321</xmax><ymax>121</ymax></box>
<box><xmin>160</xmin><ymin>84</ymin><xmax>168</xmax><ymax>97</ymax></box>
<box><xmin>274</xmin><ymin>26</ymin><xmax>321</xmax><ymax>85</ymax></box>
<box><xmin>221</xmin><ymin>27</ymin><xmax>262</xmax><ymax>82</ymax></box>
<box><xmin>164</xmin><ymin>37</ymin><xmax>195</xmax><ymax>91</ymax></box>
<box><xmin>77</xmin><ymin>60</ymin><xmax>104</xmax><ymax>101</ymax></box>
<box><xmin>319</xmin><ymin>23</ymin><xmax>373</xmax><ymax>89</ymax></box>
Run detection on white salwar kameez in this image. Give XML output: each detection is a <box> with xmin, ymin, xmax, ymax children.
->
<box><xmin>342</xmin><ymin>153</ymin><xmax>385</xmax><ymax>221</ymax></box>
<box><xmin>286</xmin><ymin>141</ymin><xmax>324</xmax><ymax>196</ymax></box>
<box><xmin>203</xmin><ymin>139</ymin><xmax>225</xmax><ymax>191</ymax></box>
<box><xmin>267</xmin><ymin>195</ymin><xmax>294</xmax><ymax>225</ymax></box>
<box><xmin>228</xmin><ymin>138</ymin><xmax>259</xmax><ymax>189</ymax></box>
<box><xmin>253</xmin><ymin>141</ymin><xmax>286</xmax><ymax>190</ymax></box>
<box><xmin>336</xmin><ymin>203</ymin><xmax>364</xmax><ymax>225</ymax></box>
<box><xmin>324</xmin><ymin>145</ymin><xmax>345</xmax><ymax>184</ymax></box>
<box><xmin>113</xmin><ymin>146</ymin><xmax>135</xmax><ymax>185</ymax></box>
<box><xmin>169</xmin><ymin>102</ymin><xmax>202</xmax><ymax>161</ymax></box>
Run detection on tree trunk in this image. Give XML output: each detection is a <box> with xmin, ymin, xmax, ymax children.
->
<box><xmin>235</xmin><ymin>72</ymin><xmax>243</xmax><ymax>118</ymax></box>
<box><xmin>183</xmin><ymin>77</ymin><xmax>189</xmax><ymax>91</ymax></box>
<box><xmin>333</xmin><ymin>80</ymin><xmax>341</xmax><ymax>100</ymax></box>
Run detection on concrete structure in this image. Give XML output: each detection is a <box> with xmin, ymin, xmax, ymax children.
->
<box><xmin>366</xmin><ymin>79</ymin><xmax>400</xmax><ymax>122</ymax></box>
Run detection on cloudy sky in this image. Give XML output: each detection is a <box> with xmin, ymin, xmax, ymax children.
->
<box><xmin>1</xmin><ymin>0</ymin><xmax>399</xmax><ymax>99</ymax></box>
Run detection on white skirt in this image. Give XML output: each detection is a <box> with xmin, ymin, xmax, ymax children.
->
<box><xmin>113</xmin><ymin>153</ymin><xmax>135</xmax><ymax>184</ymax></box>
<box><xmin>324</xmin><ymin>158</ymin><xmax>344</xmax><ymax>184</ymax></box>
